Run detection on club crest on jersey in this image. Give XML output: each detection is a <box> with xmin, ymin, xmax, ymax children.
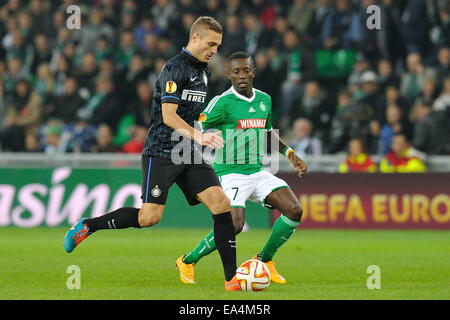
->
<box><xmin>151</xmin><ymin>185</ymin><xmax>161</xmax><ymax>198</ymax></box>
<box><xmin>199</xmin><ymin>113</ymin><xmax>207</xmax><ymax>122</ymax></box>
<box><xmin>259</xmin><ymin>102</ymin><xmax>266</xmax><ymax>111</ymax></box>
<box><xmin>165</xmin><ymin>81</ymin><xmax>177</xmax><ymax>93</ymax></box>
<box><xmin>236</xmin><ymin>119</ymin><xmax>267</xmax><ymax>129</ymax></box>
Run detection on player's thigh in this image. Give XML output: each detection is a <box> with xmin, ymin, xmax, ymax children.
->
<box><xmin>141</xmin><ymin>155</ymin><xmax>182</xmax><ymax>206</ymax></box>
<box><xmin>220</xmin><ymin>173</ymin><xmax>254</xmax><ymax>209</ymax></box>
<box><xmin>250</xmin><ymin>171</ymin><xmax>301</xmax><ymax>218</ymax></box>
<box><xmin>265</xmin><ymin>186</ymin><xmax>303</xmax><ymax>222</ymax></box>
<box><xmin>175</xmin><ymin>163</ymin><xmax>225</xmax><ymax>210</ymax></box>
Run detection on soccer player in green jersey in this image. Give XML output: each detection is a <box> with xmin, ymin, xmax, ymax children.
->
<box><xmin>176</xmin><ymin>51</ymin><xmax>308</xmax><ymax>284</ymax></box>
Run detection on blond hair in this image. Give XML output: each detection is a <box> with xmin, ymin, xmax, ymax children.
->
<box><xmin>190</xmin><ymin>16</ymin><xmax>223</xmax><ymax>37</ymax></box>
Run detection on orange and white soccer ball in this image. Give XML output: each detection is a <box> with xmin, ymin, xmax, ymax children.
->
<box><xmin>236</xmin><ymin>259</ymin><xmax>271</xmax><ymax>291</ymax></box>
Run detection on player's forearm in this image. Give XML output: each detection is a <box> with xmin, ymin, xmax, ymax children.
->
<box><xmin>163</xmin><ymin>112</ymin><xmax>201</xmax><ymax>140</ymax></box>
<box><xmin>268</xmin><ymin>130</ymin><xmax>294</xmax><ymax>158</ymax></box>
<box><xmin>162</xmin><ymin>103</ymin><xmax>201</xmax><ymax>141</ymax></box>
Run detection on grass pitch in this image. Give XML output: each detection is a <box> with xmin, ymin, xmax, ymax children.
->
<box><xmin>0</xmin><ymin>227</ymin><xmax>449</xmax><ymax>300</ymax></box>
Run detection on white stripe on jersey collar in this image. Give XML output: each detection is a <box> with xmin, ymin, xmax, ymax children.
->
<box><xmin>230</xmin><ymin>86</ymin><xmax>256</xmax><ymax>103</ymax></box>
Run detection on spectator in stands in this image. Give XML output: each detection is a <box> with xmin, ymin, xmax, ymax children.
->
<box><xmin>347</xmin><ymin>54</ymin><xmax>371</xmax><ymax>95</ymax></box>
<box><xmin>51</xmin><ymin>54</ymin><xmax>71</xmax><ymax>97</ymax></box>
<box><xmin>48</xmin><ymin>77</ymin><xmax>86</xmax><ymax>124</ymax></box>
<box><xmin>290</xmin><ymin>117</ymin><xmax>323</xmax><ymax>158</ymax></box>
<box><xmin>115</xmin><ymin>31</ymin><xmax>139</xmax><ymax>70</ymax></box>
<box><xmin>399</xmin><ymin>0</ymin><xmax>432</xmax><ymax>57</ymax></box>
<box><xmin>368</xmin><ymin>119</ymin><xmax>383</xmax><ymax>155</ymax></box>
<box><xmin>134</xmin><ymin>17</ymin><xmax>161</xmax><ymax>52</ymax></box>
<box><xmin>419</xmin><ymin>78</ymin><xmax>439</xmax><ymax>104</ymax></box>
<box><xmin>34</xmin><ymin>63</ymin><xmax>54</xmax><ymax>103</ymax></box>
<box><xmin>3</xmin><ymin>57</ymin><xmax>32</xmax><ymax>94</ymax></box>
<box><xmin>29</xmin><ymin>0</ymin><xmax>52</xmax><ymax>36</ymax></box>
<box><xmin>221</xmin><ymin>15</ymin><xmax>246</xmax><ymax>57</ymax></box>
<box><xmin>329</xmin><ymin>89</ymin><xmax>372</xmax><ymax>153</ymax></box>
<box><xmin>77</xmin><ymin>76</ymin><xmax>121</xmax><ymax>132</ymax></box>
<box><xmin>377</xmin><ymin>58</ymin><xmax>399</xmax><ymax>92</ymax></box>
<box><xmin>437</xmin><ymin>3</ymin><xmax>450</xmax><ymax>47</ymax></box>
<box><xmin>75</xmin><ymin>52</ymin><xmax>98</xmax><ymax>97</ymax></box>
<box><xmin>295</xmin><ymin>80</ymin><xmax>332</xmax><ymax>142</ymax></box>
<box><xmin>379</xmin><ymin>132</ymin><xmax>427</xmax><ymax>173</ymax></box>
<box><xmin>357</xmin><ymin>71</ymin><xmax>384</xmax><ymax>121</ymax></box>
<box><xmin>91</xmin><ymin>123</ymin><xmax>118</xmax><ymax>153</ymax></box>
<box><xmin>30</xmin><ymin>33</ymin><xmax>52</xmax><ymax>74</ymax></box>
<box><xmin>307</xmin><ymin>0</ymin><xmax>333</xmax><ymax>44</ymax></box>
<box><xmin>24</xmin><ymin>129</ymin><xmax>41</xmax><ymax>152</ymax></box>
<box><xmin>5</xmin><ymin>29</ymin><xmax>33</xmax><ymax>68</ymax></box>
<box><xmin>434</xmin><ymin>47</ymin><xmax>450</xmax><ymax>86</ymax></box>
<box><xmin>253</xmin><ymin>50</ymin><xmax>280</xmax><ymax>104</ymax></box>
<box><xmin>379</xmin><ymin>84</ymin><xmax>410</xmax><ymax>124</ymax></box>
<box><xmin>121</xmin><ymin>126</ymin><xmax>147</xmax><ymax>154</ymax></box>
<box><xmin>118</xmin><ymin>53</ymin><xmax>150</xmax><ymax>104</ymax></box>
<box><xmin>0</xmin><ymin>79</ymin><xmax>42</xmax><ymax>151</ymax></box>
<box><xmin>151</xmin><ymin>0</ymin><xmax>176</xmax><ymax>32</ymax></box>
<box><xmin>380</xmin><ymin>104</ymin><xmax>412</xmax><ymax>155</ymax></box>
<box><xmin>278</xmin><ymin>29</ymin><xmax>315</xmax><ymax>128</ymax></box>
<box><xmin>433</xmin><ymin>76</ymin><xmax>450</xmax><ymax>111</ymax></box>
<box><xmin>129</xmin><ymin>81</ymin><xmax>152</xmax><ymax>128</ymax></box>
<box><xmin>242</xmin><ymin>12</ymin><xmax>271</xmax><ymax>56</ymax></box>
<box><xmin>74</xmin><ymin>8</ymin><xmax>115</xmax><ymax>55</ymax></box>
<box><xmin>412</xmin><ymin>100</ymin><xmax>448</xmax><ymax>155</ymax></box>
<box><xmin>320</xmin><ymin>0</ymin><xmax>363</xmax><ymax>49</ymax></box>
<box><xmin>42</xmin><ymin>123</ymin><xmax>72</xmax><ymax>154</ymax></box>
<box><xmin>338</xmin><ymin>138</ymin><xmax>376</xmax><ymax>173</ymax></box>
<box><xmin>94</xmin><ymin>35</ymin><xmax>114</xmax><ymax>63</ymax></box>
<box><xmin>400</xmin><ymin>53</ymin><xmax>435</xmax><ymax>104</ymax></box>
<box><xmin>287</xmin><ymin>0</ymin><xmax>315</xmax><ymax>36</ymax></box>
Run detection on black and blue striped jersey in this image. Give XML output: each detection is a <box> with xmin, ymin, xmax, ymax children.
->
<box><xmin>143</xmin><ymin>48</ymin><xmax>211</xmax><ymax>158</ymax></box>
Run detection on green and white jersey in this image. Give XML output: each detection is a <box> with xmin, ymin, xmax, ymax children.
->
<box><xmin>199</xmin><ymin>86</ymin><xmax>272</xmax><ymax>176</ymax></box>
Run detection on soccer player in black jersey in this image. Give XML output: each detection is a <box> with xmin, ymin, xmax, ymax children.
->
<box><xmin>64</xmin><ymin>17</ymin><xmax>241</xmax><ymax>291</ymax></box>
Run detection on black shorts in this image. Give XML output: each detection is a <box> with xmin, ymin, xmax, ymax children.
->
<box><xmin>141</xmin><ymin>155</ymin><xmax>221</xmax><ymax>206</ymax></box>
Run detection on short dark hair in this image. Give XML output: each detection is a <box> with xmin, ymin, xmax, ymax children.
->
<box><xmin>190</xmin><ymin>16</ymin><xmax>223</xmax><ymax>36</ymax></box>
<box><xmin>227</xmin><ymin>51</ymin><xmax>254</xmax><ymax>65</ymax></box>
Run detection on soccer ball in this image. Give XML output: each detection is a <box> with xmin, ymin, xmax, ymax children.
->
<box><xmin>236</xmin><ymin>259</ymin><xmax>271</xmax><ymax>291</ymax></box>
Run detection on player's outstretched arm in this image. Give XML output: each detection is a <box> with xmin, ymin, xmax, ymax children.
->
<box><xmin>162</xmin><ymin>103</ymin><xmax>224</xmax><ymax>149</ymax></box>
<box><xmin>268</xmin><ymin>129</ymin><xmax>308</xmax><ymax>177</ymax></box>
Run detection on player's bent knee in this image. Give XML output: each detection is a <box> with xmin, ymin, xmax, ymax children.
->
<box><xmin>234</xmin><ymin>221</ymin><xmax>245</xmax><ymax>235</ymax></box>
<box><xmin>210</xmin><ymin>196</ymin><xmax>231</xmax><ymax>214</ymax></box>
<box><xmin>138</xmin><ymin>208</ymin><xmax>163</xmax><ymax>227</ymax></box>
<box><xmin>285</xmin><ymin>203</ymin><xmax>303</xmax><ymax>222</ymax></box>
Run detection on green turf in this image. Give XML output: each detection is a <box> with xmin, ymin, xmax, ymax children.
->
<box><xmin>0</xmin><ymin>227</ymin><xmax>449</xmax><ymax>300</ymax></box>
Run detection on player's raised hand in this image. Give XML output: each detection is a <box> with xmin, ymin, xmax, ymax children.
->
<box><xmin>288</xmin><ymin>152</ymin><xmax>308</xmax><ymax>178</ymax></box>
<box><xmin>200</xmin><ymin>131</ymin><xmax>224</xmax><ymax>149</ymax></box>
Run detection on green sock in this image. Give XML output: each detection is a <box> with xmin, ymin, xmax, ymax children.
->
<box><xmin>183</xmin><ymin>230</ymin><xmax>217</xmax><ymax>264</ymax></box>
<box><xmin>258</xmin><ymin>215</ymin><xmax>300</xmax><ymax>262</ymax></box>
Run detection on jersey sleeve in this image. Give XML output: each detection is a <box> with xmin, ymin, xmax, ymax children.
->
<box><xmin>199</xmin><ymin>95</ymin><xmax>226</xmax><ymax>131</ymax></box>
<box><xmin>159</xmin><ymin>63</ymin><xmax>184</xmax><ymax>104</ymax></box>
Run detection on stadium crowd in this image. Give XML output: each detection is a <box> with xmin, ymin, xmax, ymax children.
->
<box><xmin>0</xmin><ymin>0</ymin><xmax>449</xmax><ymax>171</ymax></box>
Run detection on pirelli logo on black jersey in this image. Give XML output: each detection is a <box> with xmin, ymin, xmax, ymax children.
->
<box><xmin>181</xmin><ymin>89</ymin><xmax>207</xmax><ymax>103</ymax></box>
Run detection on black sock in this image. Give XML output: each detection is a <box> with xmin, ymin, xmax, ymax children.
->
<box><xmin>85</xmin><ymin>207</ymin><xmax>141</xmax><ymax>233</ymax></box>
<box><xmin>213</xmin><ymin>212</ymin><xmax>237</xmax><ymax>281</ymax></box>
